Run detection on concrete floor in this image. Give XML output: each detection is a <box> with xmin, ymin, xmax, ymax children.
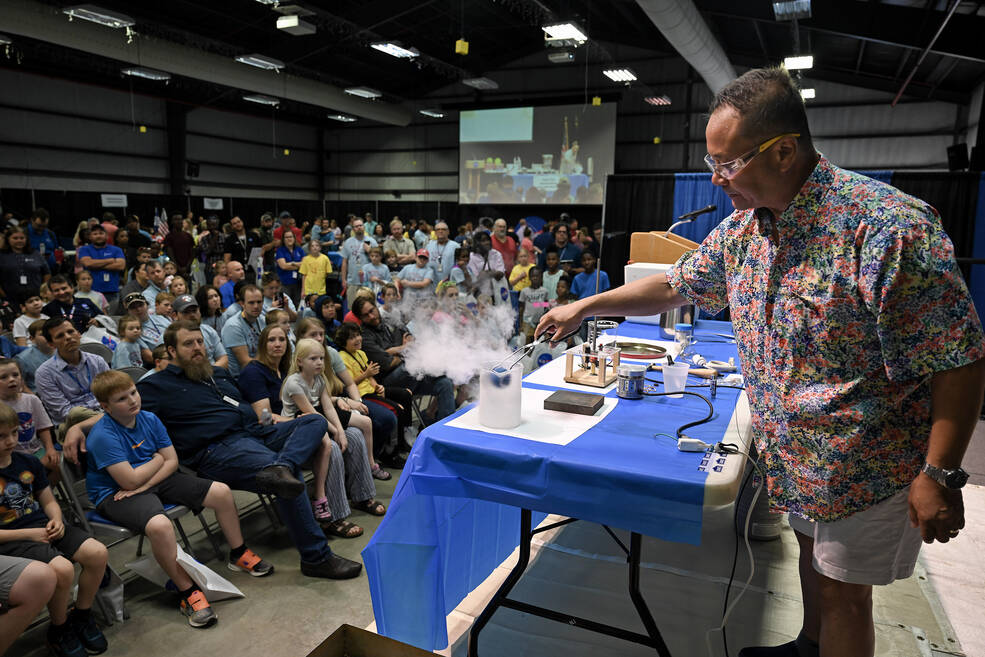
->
<box><xmin>7</xmin><ymin>422</ymin><xmax>985</xmax><ymax>657</ymax></box>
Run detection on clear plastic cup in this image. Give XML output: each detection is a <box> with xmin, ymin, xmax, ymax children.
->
<box><xmin>662</xmin><ymin>362</ymin><xmax>690</xmax><ymax>398</ymax></box>
<box><xmin>478</xmin><ymin>360</ymin><xmax>522</xmax><ymax>429</ymax></box>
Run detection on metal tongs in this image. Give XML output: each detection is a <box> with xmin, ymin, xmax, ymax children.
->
<box><xmin>493</xmin><ymin>326</ymin><xmax>581</xmax><ymax>371</ymax></box>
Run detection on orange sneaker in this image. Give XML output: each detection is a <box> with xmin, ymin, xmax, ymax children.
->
<box><xmin>227</xmin><ymin>548</ymin><xmax>274</xmax><ymax>577</ymax></box>
<box><xmin>179</xmin><ymin>589</ymin><xmax>217</xmax><ymax>628</ymax></box>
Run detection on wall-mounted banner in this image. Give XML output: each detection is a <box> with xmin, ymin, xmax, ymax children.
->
<box><xmin>203</xmin><ymin>198</ymin><xmax>224</xmax><ymax>210</ymax></box>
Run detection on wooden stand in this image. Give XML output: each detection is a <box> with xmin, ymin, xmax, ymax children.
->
<box><xmin>564</xmin><ymin>349</ymin><xmax>621</xmax><ymax>388</ymax></box>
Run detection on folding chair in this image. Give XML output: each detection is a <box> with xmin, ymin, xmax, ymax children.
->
<box><xmin>58</xmin><ymin>456</ymin><xmax>222</xmax><ymax>562</ymax></box>
<box><xmin>117</xmin><ymin>366</ymin><xmax>148</xmax><ymax>383</ymax></box>
<box><xmin>79</xmin><ymin>342</ymin><xmax>113</xmax><ymax>365</ymax></box>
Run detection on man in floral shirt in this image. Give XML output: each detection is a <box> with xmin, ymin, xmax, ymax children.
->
<box><xmin>536</xmin><ymin>67</ymin><xmax>985</xmax><ymax>657</ymax></box>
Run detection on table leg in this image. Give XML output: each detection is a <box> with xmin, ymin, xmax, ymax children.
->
<box><xmin>629</xmin><ymin>532</ymin><xmax>672</xmax><ymax>657</ymax></box>
<box><xmin>467</xmin><ymin>508</ymin><xmax>533</xmax><ymax>657</ymax></box>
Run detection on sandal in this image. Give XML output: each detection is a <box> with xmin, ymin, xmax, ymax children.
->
<box><xmin>352</xmin><ymin>498</ymin><xmax>386</xmax><ymax>516</ymax></box>
<box><xmin>371</xmin><ymin>464</ymin><xmax>391</xmax><ymax>481</ymax></box>
<box><xmin>324</xmin><ymin>519</ymin><xmax>364</xmax><ymax>538</ymax></box>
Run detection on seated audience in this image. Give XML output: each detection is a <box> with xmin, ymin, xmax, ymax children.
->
<box><xmin>63</xmin><ymin>321</ymin><xmax>362</xmax><ymax>579</ymax></box>
<box><xmin>42</xmin><ymin>275</ymin><xmax>101</xmax><ymax>335</ymax></box>
<box><xmin>195</xmin><ymin>284</ymin><xmax>227</xmax><ymax>334</ymax></box>
<box><xmin>354</xmin><ymin>297</ymin><xmax>455</xmax><ymax>422</ymax></box>
<box><xmin>0</xmin><ymin>404</ymin><xmax>109</xmax><ymax>657</ymax></box>
<box><xmin>264</xmin><ymin>308</ymin><xmax>295</xmax><ymax>347</ymax></box>
<box><xmin>16</xmin><ymin>318</ymin><xmax>53</xmax><ymax>390</ymax></box>
<box><xmin>138</xmin><ymin>345</ymin><xmax>170</xmax><ymax>382</ymax></box>
<box><xmin>73</xmin><ymin>271</ymin><xmax>108</xmax><ymax>313</ymax></box>
<box><xmin>221</xmin><ymin>284</ymin><xmax>265</xmax><ymax>377</ymax></box>
<box><xmin>111</xmin><ymin>315</ymin><xmax>149</xmax><ymax>369</ymax></box>
<box><xmin>219</xmin><ymin>261</ymin><xmax>246</xmax><ymax>308</ymax></box>
<box><xmin>84</xmin><ymin>371</ymin><xmax>273</xmax><ymax>629</ymax></box>
<box><xmin>154</xmin><ymin>292</ymin><xmax>177</xmax><ymax>321</ymax></box>
<box><xmin>123</xmin><ymin>293</ymin><xmax>170</xmax><ymax>350</ymax></box>
<box><xmin>12</xmin><ymin>289</ymin><xmax>48</xmax><ymax>347</ymax></box>
<box><xmin>340</xmin><ymin>288</ymin><xmax>372</xmax><ymax>326</ymax></box>
<box><xmin>141</xmin><ymin>261</ymin><xmax>168</xmax><ymax>311</ymax></box>
<box><xmin>260</xmin><ymin>272</ymin><xmax>297</xmax><ymax>321</ymax></box>
<box><xmin>168</xmin><ymin>275</ymin><xmax>189</xmax><ymax>297</ymax></box>
<box><xmin>112</xmin><ymin>261</ymin><xmax>149</xmax><ymax>315</ymax></box>
<box><xmin>174</xmin><ymin>294</ymin><xmax>228</xmax><ymax>368</ymax></box>
<box><xmin>34</xmin><ymin>317</ymin><xmax>108</xmax><ymax>426</ymax></box>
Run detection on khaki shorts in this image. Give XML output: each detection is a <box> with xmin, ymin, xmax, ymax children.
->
<box><xmin>787</xmin><ymin>486</ymin><xmax>923</xmax><ymax>586</ymax></box>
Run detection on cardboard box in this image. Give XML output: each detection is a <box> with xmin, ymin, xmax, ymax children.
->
<box><xmin>306</xmin><ymin>625</ymin><xmax>435</xmax><ymax>657</ymax></box>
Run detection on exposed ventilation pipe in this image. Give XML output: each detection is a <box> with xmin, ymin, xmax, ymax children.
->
<box><xmin>3</xmin><ymin>0</ymin><xmax>413</xmax><ymax>126</ymax></box>
<box><xmin>634</xmin><ymin>0</ymin><xmax>736</xmax><ymax>95</ymax></box>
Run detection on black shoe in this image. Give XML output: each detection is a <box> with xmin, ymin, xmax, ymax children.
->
<box><xmin>47</xmin><ymin>625</ymin><xmax>87</xmax><ymax>657</ymax></box>
<box><xmin>69</xmin><ymin>612</ymin><xmax>108</xmax><ymax>655</ymax></box>
<box><xmin>300</xmin><ymin>553</ymin><xmax>362</xmax><ymax>580</ymax></box>
<box><xmin>381</xmin><ymin>452</ymin><xmax>407</xmax><ymax>469</ymax></box>
<box><xmin>255</xmin><ymin>465</ymin><xmax>305</xmax><ymax>498</ymax></box>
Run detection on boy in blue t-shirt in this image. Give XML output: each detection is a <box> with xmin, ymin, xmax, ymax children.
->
<box><xmin>570</xmin><ymin>250</ymin><xmax>610</xmax><ymax>300</ymax></box>
<box><xmin>0</xmin><ymin>404</ymin><xmax>108</xmax><ymax>657</ymax></box>
<box><xmin>83</xmin><ymin>371</ymin><xmax>273</xmax><ymax>629</ymax></box>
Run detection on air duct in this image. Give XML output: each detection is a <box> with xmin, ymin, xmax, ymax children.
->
<box><xmin>3</xmin><ymin>0</ymin><xmax>413</xmax><ymax>126</ymax></box>
<box><xmin>634</xmin><ymin>0</ymin><xmax>736</xmax><ymax>95</ymax></box>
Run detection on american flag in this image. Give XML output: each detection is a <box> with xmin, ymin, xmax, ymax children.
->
<box><xmin>154</xmin><ymin>207</ymin><xmax>170</xmax><ymax>238</ymax></box>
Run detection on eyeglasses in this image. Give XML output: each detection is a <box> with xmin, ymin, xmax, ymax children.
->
<box><xmin>703</xmin><ymin>133</ymin><xmax>800</xmax><ymax>180</ymax></box>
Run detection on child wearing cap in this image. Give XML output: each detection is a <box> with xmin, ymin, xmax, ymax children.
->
<box><xmin>395</xmin><ymin>249</ymin><xmax>435</xmax><ymax>305</ymax></box>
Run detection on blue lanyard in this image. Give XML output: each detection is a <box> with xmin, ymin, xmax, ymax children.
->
<box><xmin>65</xmin><ymin>360</ymin><xmax>92</xmax><ymax>393</ymax></box>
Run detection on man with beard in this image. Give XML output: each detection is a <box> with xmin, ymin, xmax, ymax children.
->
<box><xmin>77</xmin><ymin>224</ymin><xmax>125</xmax><ymax>308</ymax></box>
<box><xmin>61</xmin><ymin>320</ymin><xmax>362</xmax><ymax>580</ymax></box>
<box><xmin>340</xmin><ymin>218</ymin><xmax>378</xmax><ymax>308</ymax></box>
<box><xmin>354</xmin><ymin>298</ymin><xmax>456</xmax><ymax>422</ymax></box>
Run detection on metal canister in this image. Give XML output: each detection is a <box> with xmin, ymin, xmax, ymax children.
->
<box><xmin>617</xmin><ymin>363</ymin><xmax>646</xmax><ymax>399</ymax></box>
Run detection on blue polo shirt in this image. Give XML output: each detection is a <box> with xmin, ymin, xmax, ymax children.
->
<box><xmin>137</xmin><ymin>365</ymin><xmax>261</xmax><ymax>465</ymax></box>
<box><xmin>77</xmin><ymin>244</ymin><xmax>125</xmax><ymax>293</ymax></box>
<box><xmin>27</xmin><ymin>224</ymin><xmax>57</xmax><ymax>268</ymax></box>
<box><xmin>220</xmin><ymin>280</ymin><xmax>236</xmax><ymax>308</ymax></box>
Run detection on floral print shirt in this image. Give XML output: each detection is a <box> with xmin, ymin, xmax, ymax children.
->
<box><xmin>667</xmin><ymin>157</ymin><xmax>985</xmax><ymax>521</ymax></box>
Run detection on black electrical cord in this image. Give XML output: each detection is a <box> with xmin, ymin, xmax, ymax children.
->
<box><xmin>721</xmin><ymin>460</ymin><xmax>756</xmax><ymax>657</ymax></box>
<box><xmin>641</xmin><ymin>381</ymin><xmax>715</xmax><ymax>439</ymax></box>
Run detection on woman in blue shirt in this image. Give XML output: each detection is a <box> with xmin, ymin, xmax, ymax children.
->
<box><xmin>275</xmin><ymin>230</ymin><xmax>304</xmax><ymax>305</ymax></box>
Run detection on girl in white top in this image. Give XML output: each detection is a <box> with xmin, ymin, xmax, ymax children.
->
<box><xmin>280</xmin><ymin>339</ymin><xmax>355</xmax><ymax>522</ymax></box>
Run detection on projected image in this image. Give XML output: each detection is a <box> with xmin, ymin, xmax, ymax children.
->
<box><xmin>459</xmin><ymin>102</ymin><xmax>616</xmax><ymax>205</ymax></box>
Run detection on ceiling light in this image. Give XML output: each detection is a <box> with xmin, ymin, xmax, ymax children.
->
<box><xmin>344</xmin><ymin>86</ymin><xmax>382</xmax><ymax>99</ymax></box>
<box><xmin>542</xmin><ymin>22</ymin><xmax>588</xmax><ymax>45</ymax></box>
<box><xmin>645</xmin><ymin>95</ymin><xmax>672</xmax><ymax>106</ymax></box>
<box><xmin>122</xmin><ymin>66</ymin><xmax>171</xmax><ymax>81</ymax></box>
<box><xmin>327</xmin><ymin>113</ymin><xmax>357</xmax><ymax>122</ymax></box>
<box><xmin>800</xmin><ymin>88</ymin><xmax>816</xmax><ymax>99</ymax></box>
<box><xmin>276</xmin><ymin>15</ymin><xmax>316</xmax><ymax>36</ymax></box>
<box><xmin>243</xmin><ymin>94</ymin><xmax>280</xmax><ymax>106</ymax></box>
<box><xmin>234</xmin><ymin>54</ymin><xmax>285</xmax><ymax>71</ymax></box>
<box><xmin>419</xmin><ymin>109</ymin><xmax>445</xmax><ymax>118</ymax></box>
<box><xmin>461</xmin><ymin>76</ymin><xmax>499</xmax><ymax>90</ymax></box>
<box><xmin>603</xmin><ymin>68</ymin><xmax>636</xmax><ymax>83</ymax></box>
<box><xmin>62</xmin><ymin>5</ymin><xmax>135</xmax><ymax>29</ymax></box>
<box><xmin>784</xmin><ymin>55</ymin><xmax>813</xmax><ymax>70</ymax></box>
<box><xmin>547</xmin><ymin>50</ymin><xmax>575</xmax><ymax>64</ymax></box>
<box><xmin>371</xmin><ymin>42</ymin><xmax>419</xmax><ymax>59</ymax></box>
<box><xmin>254</xmin><ymin>0</ymin><xmax>281</xmax><ymax>4</ymax></box>
<box><xmin>772</xmin><ymin>1</ymin><xmax>812</xmax><ymax>21</ymax></box>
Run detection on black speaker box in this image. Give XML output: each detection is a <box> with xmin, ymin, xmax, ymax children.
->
<box><xmin>947</xmin><ymin>143</ymin><xmax>968</xmax><ymax>171</ymax></box>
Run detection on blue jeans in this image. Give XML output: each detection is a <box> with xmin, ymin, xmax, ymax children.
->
<box><xmin>363</xmin><ymin>399</ymin><xmax>397</xmax><ymax>456</ymax></box>
<box><xmin>195</xmin><ymin>414</ymin><xmax>332</xmax><ymax>564</ymax></box>
<box><xmin>383</xmin><ymin>364</ymin><xmax>456</xmax><ymax>420</ymax></box>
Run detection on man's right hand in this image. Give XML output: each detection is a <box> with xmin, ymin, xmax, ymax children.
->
<box><xmin>535</xmin><ymin>301</ymin><xmax>585</xmax><ymax>345</ymax></box>
<box><xmin>63</xmin><ymin>425</ymin><xmax>88</xmax><ymax>464</ymax></box>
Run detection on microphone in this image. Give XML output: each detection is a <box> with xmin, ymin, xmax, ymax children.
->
<box><xmin>676</xmin><ymin>204</ymin><xmax>717</xmax><ymax>221</ymax></box>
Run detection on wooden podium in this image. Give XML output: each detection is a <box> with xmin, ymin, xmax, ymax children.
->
<box><xmin>628</xmin><ymin>231</ymin><xmax>699</xmax><ymax>264</ymax></box>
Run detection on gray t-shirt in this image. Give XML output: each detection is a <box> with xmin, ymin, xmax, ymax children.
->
<box><xmin>519</xmin><ymin>285</ymin><xmax>552</xmax><ymax>325</ymax></box>
<box><xmin>111</xmin><ymin>341</ymin><xmax>144</xmax><ymax>369</ymax></box>
<box><xmin>221</xmin><ymin>313</ymin><xmax>266</xmax><ymax>377</ymax></box>
<box><xmin>397</xmin><ymin>263</ymin><xmax>435</xmax><ymax>304</ymax></box>
<box><xmin>326</xmin><ymin>346</ymin><xmax>347</xmax><ymax>377</ymax></box>
<box><xmin>280</xmin><ymin>372</ymin><xmax>325</xmax><ymax>418</ymax></box>
<box><xmin>342</xmin><ymin>235</ymin><xmax>377</xmax><ymax>286</ymax></box>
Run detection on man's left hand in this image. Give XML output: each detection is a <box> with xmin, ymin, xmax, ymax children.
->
<box><xmin>908</xmin><ymin>473</ymin><xmax>964</xmax><ymax>543</ymax></box>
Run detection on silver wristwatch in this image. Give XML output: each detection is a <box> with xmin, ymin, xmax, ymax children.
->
<box><xmin>922</xmin><ymin>463</ymin><xmax>969</xmax><ymax>490</ymax></box>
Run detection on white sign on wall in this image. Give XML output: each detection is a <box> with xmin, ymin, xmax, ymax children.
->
<box><xmin>100</xmin><ymin>194</ymin><xmax>128</xmax><ymax>207</ymax></box>
<box><xmin>203</xmin><ymin>198</ymin><xmax>224</xmax><ymax>210</ymax></box>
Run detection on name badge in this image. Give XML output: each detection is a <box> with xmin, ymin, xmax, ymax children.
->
<box><xmin>103</xmin><ymin>273</ymin><xmax>111</xmax><ymax>282</ymax></box>
<box><xmin>222</xmin><ymin>395</ymin><xmax>239</xmax><ymax>407</ymax></box>
<box><xmin>292</xmin><ymin>271</ymin><xmax>297</xmax><ymax>279</ymax></box>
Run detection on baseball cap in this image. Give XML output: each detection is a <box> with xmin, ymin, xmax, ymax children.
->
<box><xmin>416</xmin><ymin>249</ymin><xmax>429</xmax><ymax>259</ymax></box>
<box><xmin>173</xmin><ymin>294</ymin><xmax>198</xmax><ymax>313</ymax></box>
<box><xmin>123</xmin><ymin>292</ymin><xmax>146</xmax><ymax>308</ymax></box>
<box><xmin>279</xmin><ymin>210</ymin><xmax>292</xmax><ymax>219</ymax></box>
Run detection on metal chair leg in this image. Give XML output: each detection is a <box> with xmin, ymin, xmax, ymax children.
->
<box><xmin>196</xmin><ymin>515</ymin><xmax>223</xmax><ymax>562</ymax></box>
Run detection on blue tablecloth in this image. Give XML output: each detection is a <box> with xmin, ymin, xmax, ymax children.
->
<box><xmin>506</xmin><ymin>172</ymin><xmax>589</xmax><ymax>201</ymax></box>
<box><xmin>363</xmin><ymin>320</ymin><xmax>742</xmax><ymax>650</ymax></box>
